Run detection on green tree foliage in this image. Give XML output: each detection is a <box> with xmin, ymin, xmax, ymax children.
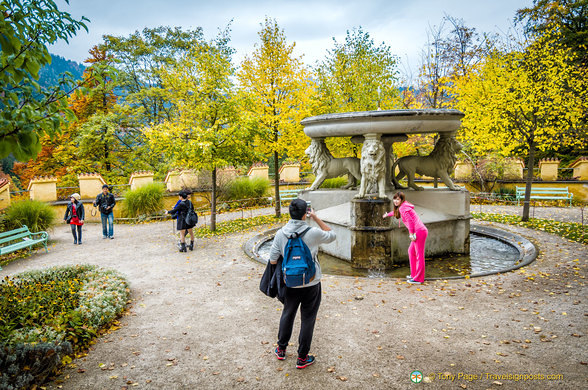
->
<box><xmin>145</xmin><ymin>29</ymin><xmax>255</xmax><ymax>230</ymax></box>
<box><xmin>101</xmin><ymin>27</ymin><xmax>209</xmax><ymax>176</ymax></box>
<box><xmin>238</xmin><ymin>17</ymin><xmax>313</xmax><ymax>217</ymax></box>
<box><xmin>313</xmin><ymin>27</ymin><xmax>401</xmax><ymax>157</ymax></box>
<box><xmin>0</xmin><ymin>0</ymin><xmax>88</xmax><ymax>160</ymax></box>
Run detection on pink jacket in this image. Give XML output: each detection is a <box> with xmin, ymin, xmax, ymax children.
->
<box><xmin>387</xmin><ymin>201</ymin><xmax>426</xmax><ymax>234</ymax></box>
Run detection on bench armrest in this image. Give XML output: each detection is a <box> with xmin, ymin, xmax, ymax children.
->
<box><xmin>30</xmin><ymin>231</ymin><xmax>49</xmax><ymax>241</ymax></box>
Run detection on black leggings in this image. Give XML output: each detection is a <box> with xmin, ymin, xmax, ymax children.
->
<box><xmin>71</xmin><ymin>224</ymin><xmax>82</xmax><ymax>243</ymax></box>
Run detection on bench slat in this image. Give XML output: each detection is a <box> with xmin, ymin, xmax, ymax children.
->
<box><xmin>0</xmin><ymin>231</ymin><xmax>33</xmax><ymax>245</ymax></box>
<box><xmin>0</xmin><ymin>226</ymin><xmax>29</xmax><ymax>240</ymax></box>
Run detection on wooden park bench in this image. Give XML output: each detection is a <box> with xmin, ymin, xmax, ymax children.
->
<box><xmin>515</xmin><ymin>186</ymin><xmax>573</xmax><ymax>206</ymax></box>
<box><xmin>0</xmin><ymin>226</ymin><xmax>49</xmax><ymax>266</ymax></box>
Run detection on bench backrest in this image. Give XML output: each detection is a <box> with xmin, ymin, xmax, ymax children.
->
<box><xmin>0</xmin><ymin>225</ymin><xmax>30</xmax><ymax>240</ymax></box>
<box><xmin>515</xmin><ymin>186</ymin><xmax>569</xmax><ymax>194</ymax></box>
<box><xmin>0</xmin><ymin>226</ymin><xmax>32</xmax><ymax>245</ymax></box>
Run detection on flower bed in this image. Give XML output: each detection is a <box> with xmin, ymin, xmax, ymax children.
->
<box><xmin>0</xmin><ymin>264</ymin><xmax>130</xmax><ymax>389</ymax></box>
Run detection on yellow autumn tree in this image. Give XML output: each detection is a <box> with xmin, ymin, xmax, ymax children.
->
<box><xmin>145</xmin><ymin>31</ymin><xmax>256</xmax><ymax>230</ymax></box>
<box><xmin>238</xmin><ymin>17</ymin><xmax>313</xmax><ymax>217</ymax></box>
<box><xmin>451</xmin><ymin>28</ymin><xmax>587</xmax><ymax>220</ymax></box>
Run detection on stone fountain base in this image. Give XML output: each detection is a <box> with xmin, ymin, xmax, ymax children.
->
<box><xmin>299</xmin><ymin>189</ymin><xmax>470</xmax><ymax>268</ymax></box>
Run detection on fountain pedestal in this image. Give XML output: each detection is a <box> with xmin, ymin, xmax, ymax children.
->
<box><xmin>302</xmin><ymin>189</ymin><xmax>470</xmax><ymax>267</ymax></box>
<box><xmin>350</xmin><ymin>198</ymin><xmax>392</xmax><ymax>269</ymax></box>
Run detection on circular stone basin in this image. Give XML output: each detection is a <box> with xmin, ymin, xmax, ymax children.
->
<box><xmin>244</xmin><ymin>223</ymin><xmax>537</xmax><ymax>280</ymax></box>
<box><xmin>301</xmin><ymin>109</ymin><xmax>465</xmax><ymax>138</ymax></box>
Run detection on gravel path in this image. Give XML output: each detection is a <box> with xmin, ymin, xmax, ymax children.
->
<box><xmin>0</xmin><ymin>206</ymin><xmax>586</xmax><ymax>389</ymax></box>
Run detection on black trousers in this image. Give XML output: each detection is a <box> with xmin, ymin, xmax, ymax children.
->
<box><xmin>71</xmin><ymin>224</ymin><xmax>82</xmax><ymax>243</ymax></box>
<box><xmin>278</xmin><ymin>282</ymin><xmax>321</xmax><ymax>358</ymax></box>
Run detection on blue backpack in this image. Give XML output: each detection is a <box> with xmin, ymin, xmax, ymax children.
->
<box><xmin>282</xmin><ymin>227</ymin><xmax>315</xmax><ymax>287</ymax></box>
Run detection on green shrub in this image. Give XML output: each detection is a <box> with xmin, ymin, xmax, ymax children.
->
<box><xmin>224</xmin><ymin>177</ymin><xmax>270</xmax><ymax>203</ymax></box>
<box><xmin>492</xmin><ymin>188</ymin><xmax>516</xmax><ymax>201</ymax></box>
<box><xmin>122</xmin><ymin>182</ymin><xmax>165</xmax><ymax>218</ymax></box>
<box><xmin>320</xmin><ymin>177</ymin><xmax>348</xmax><ymax>188</ymax></box>
<box><xmin>3</xmin><ymin>200</ymin><xmax>56</xmax><ymax>232</ymax></box>
<box><xmin>0</xmin><ymin>264</ymin><xmax>129</xmax><ymax>389</ymax></box>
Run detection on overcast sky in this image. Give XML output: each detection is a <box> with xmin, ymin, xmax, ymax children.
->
<box><xmin>50</xmin><ymin>0</ymin><xmax>532</xmax><ymax>75</ymax></box>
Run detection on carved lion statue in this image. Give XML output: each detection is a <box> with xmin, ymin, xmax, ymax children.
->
<box><xmin>305</xmin><ymin>138</ymin><xmax>362</xmax><ymax>191</ymax></box>
<box><xmin>355</xmin><ymin>137</ymin><xmax>387</xmax><ymax>199</ymax></box>
<box><xmin>392</xmin><ymin>134</ymin><xmax>462</xmax><ymax>191</ymax></box>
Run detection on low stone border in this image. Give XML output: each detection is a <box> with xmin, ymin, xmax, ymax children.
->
<box><xmin>242</xmin><ymin>222</ymin><xmax>538</xmax><ymax>280</ymax></box>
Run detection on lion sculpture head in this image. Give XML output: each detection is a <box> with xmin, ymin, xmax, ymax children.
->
<box><xmin>430</xmin><ymin>135</ymin><xmax>462</xmax><ymax>173</ymax></box>
<box><xmin>305</xmin><ymin>138</ymin><xmax>332</xmax><ymax>175</ymax></box>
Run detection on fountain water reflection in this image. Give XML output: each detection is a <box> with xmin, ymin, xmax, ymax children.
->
<box><xmin>256</xmin><ymin>233</ymin><xmax>519</xmax><ymax>279</ymax></box>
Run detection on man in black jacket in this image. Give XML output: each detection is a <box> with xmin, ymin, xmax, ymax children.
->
<box><xmin>93</xmin><ymin>184</ymin><xmax>116</xmax><ymax>239</ymax></box>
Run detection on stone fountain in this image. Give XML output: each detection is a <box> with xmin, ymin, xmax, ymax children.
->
<box><xmin>298</xmin><ymin>109</ymin><xmax>470</xmax><ymax>270</ymax></box>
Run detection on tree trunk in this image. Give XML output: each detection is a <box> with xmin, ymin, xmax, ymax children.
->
<box><xmin>274</xmin><ymin>150</ymin><xmax>281</xmax><ymax>218</ymax></box>
<box><xmin>211</xmin><ymin>167</ymin><xmax>217</xmax><ymax>231</ymax></box>
<box><xmin>521</xmin><ymin>142</ymin><xmax>536</xmax><ymax>222</ymax></box>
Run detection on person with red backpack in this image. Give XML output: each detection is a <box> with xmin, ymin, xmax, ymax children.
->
<box><xmin>268</xmin><ymin>199</ymin><xmax>336</xmax><ymax>369</ymax></box>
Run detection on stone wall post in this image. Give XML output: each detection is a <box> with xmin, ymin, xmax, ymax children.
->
<box><xmin>503</xmin><ymin>158</ymin><xmax>524</xmax><ymax>180</ymax></box>
<box><xmin>278</xmin><ymin>163</ymin><xmax>300</xmax><ymax>183</ymax></box>
<box><xmin>218</xmin><ymin>166</ymin><xmax>238</xmax><ymax>184</ymax></box>
<box><xmin>454</xmin><ymin>160</ymin><xmax>473</xmax><ymax>180</ymax></box>
<box><xmin>78</xmin><ymin>173</ymin><xmax>106</xmax><ymax>199</ymax></box>
<box><xmin>0</xmin><ymin>178</ymin><xmax>10</xmax><ymax>209</ymax></box>
<box><xmin>129</xmin><ymin>171</ymin><xmax>154</xmax><ymax>191</ymax></box>
<box><xmin>569</xmin><ymin>157</ymin><xmax>588</xmax><ymax>180</ymax></box>
<box><xmin>538</xmin><ymin>158</ymin><xmax>560</xmax><ymax>181</ymax></box>
<box><xmin>27</xmin><ymin>176</ymin><xmax>58</xmax><ymax>202</ymax></box>
<box><xmin>164</xmin><ymin>170</ymin><xmax>182</xmax><ymax>192</ymax></box>
<box><xmin>247</xmin><ymin>163</ymin><xmax>269</xmax><ymax>180</ymax></box>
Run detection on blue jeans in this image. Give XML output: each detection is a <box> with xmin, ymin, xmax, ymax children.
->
<box><xmin>101</xmin><ymin>212</ymin><xmax>114</xmax><ymax>238</ymax></box>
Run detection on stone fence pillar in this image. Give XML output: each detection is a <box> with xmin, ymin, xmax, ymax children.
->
<box><xmin>164</xmin><ymin>170</ymin><xmax>182</xmax><ymax>192</ymax></box>
<box><xmin>248</xmin><ymin>163</ymin><xmax>269</xmax><ymax>180</ymax></box>
<box><xmin>538</xmin><ymin>158</ymin><xmax>560</xmax><ymax>181</ymax></box>
<box><xmin>28</xmin><ymin>176</ymin><xmax>58</xmax><ymax>202</ymax></box>
<box><xmin>569</xmin><ymin>156</ymin><xmax>588</xmax><ymax>180</ymax></box>
<box><xmin>129</xmin><ymin>171</ymin><xmax>154</xmax><ymax>191</ymax></box>
<box><xmin>0</xmin><ymin>178</ymin><xmax>10</xmax><ymax>209</ymax></box>
<box><xmin>218</xmin><ymin>166</ymin><xmax>238</xmax><ymax>184</ymax></box>
<box><xmin>454</xmin><ymin>160</ymin><xmax>473</xmax><ymax>180</ymax></box>
<box><xmin>78</xmin><ymin>173</ymin><xmax>106</xmax><ymax>199</ymax></box>
<box><xmin>503</xmin><ymin>158</ymin><xmax>524</xmax><ymax>180</ymax></box>
<box><xmin>278</xmin><ymin>163</ymin><xmax>300</xmax><ymax>183</ymax></box>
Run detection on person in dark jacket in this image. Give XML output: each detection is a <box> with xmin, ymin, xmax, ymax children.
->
<box><xmin>165</xmin><ymin>190</ymin><xmax>196</xmax><ymax>252</ymax></box>
<box><xmin>93</xmin><ymin>184</ymin><xmax>116</xmax><ymax>239</ymax></box>
<box><xmin>64</xmin><ymin>193</ymin><xmax>85</xmax><ymax>245</ymax></box>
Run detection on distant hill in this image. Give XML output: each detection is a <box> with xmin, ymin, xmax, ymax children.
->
<box><xmin>38</xmin><ymin>54</ymin><xmax>85</xmax><ymax>90</ymax></box>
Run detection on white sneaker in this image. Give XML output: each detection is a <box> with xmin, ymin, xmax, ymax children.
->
<box><xmin>407</xmin><ymin>279</ymin><xmax>422</xmax><ymax>285</ymax></box>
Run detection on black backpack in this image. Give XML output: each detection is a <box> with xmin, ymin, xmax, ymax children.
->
<box><xmin>184</xmin><ymin>201</ymin><xmax>198</xmax><ymax>227</ymax></box>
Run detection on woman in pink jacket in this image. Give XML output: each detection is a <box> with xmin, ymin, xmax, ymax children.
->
<box><xmin>382</xmin><ymin>192</ymin><xmax>428</xmax><ymax>284</ymax></box>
